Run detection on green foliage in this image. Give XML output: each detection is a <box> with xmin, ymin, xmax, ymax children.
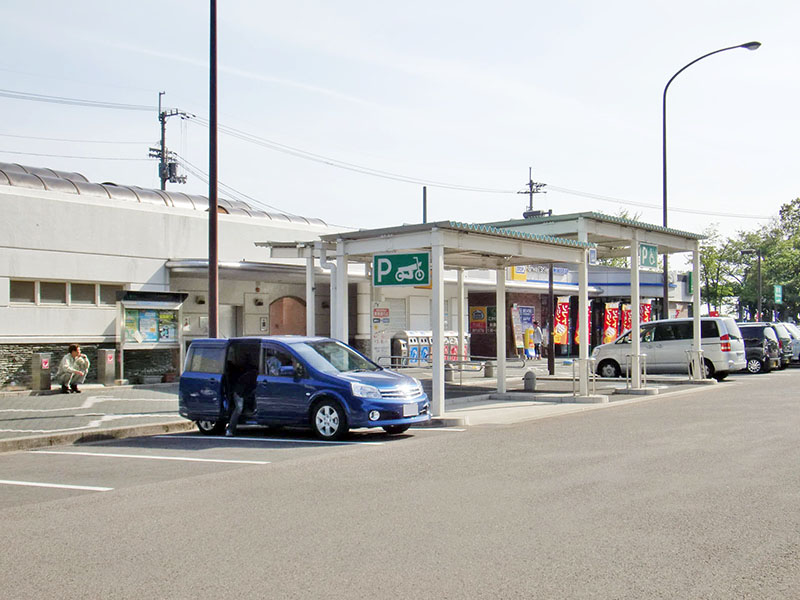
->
<box><xmin>704</xmin><ymin>198</ymin><xmax>800</xmax><ymax>321</ymax></box>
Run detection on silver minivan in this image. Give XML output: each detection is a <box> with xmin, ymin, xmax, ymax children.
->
<box><xmin>592</xmin><ymin>317</ymin><xmax>746</xmax><ymax>381</ymax></box>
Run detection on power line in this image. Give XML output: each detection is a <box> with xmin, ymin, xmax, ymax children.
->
<box><xmin>0</xmin><ymin>87</ymin><xmax>775</xmax><ymax>221</ymax></box>
<box><xmin>0</xmin><ymin>88</ymin><xmax>154</xmax><ymax>112</ymax></box>
<box><xmin>0</xmin><ymin>149</ymin><xmax>153</xmax><ymax>161</ymax></box>
<box><xmin>172</xmin><ymin>153</ymin><xmax>298</xmax><ymax>216</ymax></box>
<box><xmin>0</xmin><ymin>132</ymin><xmax>148</xmax><ymax>145</ymax></box>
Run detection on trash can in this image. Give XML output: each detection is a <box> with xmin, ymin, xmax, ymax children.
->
<box><xmin>97</xmin><ymin>348</ymin><xmax>116</xmax><ymax>386</ymax></box>
<box><xmin>31</xmin><ymin>353</ymin><xmax>52</xmax><ymax>391</ymax></box>
<box><xmin>419</xmin><ymin>334</ymin><xmax>432</xmax><ymax>364</ymax></box>
<box><xmin>407</xmin><ymin>334</ymin><xmax>420</xmax><ymax>366</ymax></box>
<box><xmin>391</xmin><ymin>335</ymin><xmax>409</xmax><ymax>367</ymax></box>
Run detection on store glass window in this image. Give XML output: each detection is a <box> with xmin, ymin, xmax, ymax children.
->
<box><xmin>10</xmin><ymin>280</ymin><xmax>35</xmax><ymax>303</ymax></box>
<box><xmin>40</xmin><ymin>281</ymin><xmax>66</xmax><ymax>304</ymax></box>
<box><xmin>70</xmin><ymin>283</ymin><xmax>96</xmax><ymax>305</ymax></box>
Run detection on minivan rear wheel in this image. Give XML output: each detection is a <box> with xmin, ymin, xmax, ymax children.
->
<box><xmin>746</xmin><ymin>358</ymin><xmax>765</xmax><ymax>374</ymax></box>
<box><xmin>197</xmin><ymin>419</ymin><xmax>226</xmax><ymax>436</ymax></box>
<box><xmin>311</xmin><ymin>399</ymin><xmax>348</xmax><ymax>441</ymax></box>
<box><xmin>597</xmin><ymin>359</ymin><xmax>621</xmax><ymax>378</ymax></box>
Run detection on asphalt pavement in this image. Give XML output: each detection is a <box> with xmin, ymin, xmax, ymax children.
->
<box><xmin>0</xmin><ymin>358</ymin><xmax>709</xmax><ymax>452</ymax></box>
<box><xmin>1</xmin><ymin>367</ymin><xmax>798</xmax><ymax>598</ymax></box>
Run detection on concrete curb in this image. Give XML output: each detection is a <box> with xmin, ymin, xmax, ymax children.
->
<box><xmin>0</xmin><ymin>420</ymin><xmax>195</xmax><ymax>454</ymax></box>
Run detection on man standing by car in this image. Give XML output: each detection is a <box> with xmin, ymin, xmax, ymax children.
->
<box><xmin>55</xmin><ymin>344</ymin><xmax>90</xmax><ymax>393</ymax></box>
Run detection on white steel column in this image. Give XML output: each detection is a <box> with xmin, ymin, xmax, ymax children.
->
<box><xmin>305</xmin><ymin>253</ymin><xmax>315</xmax><ymax>336</ymax></box>
<box><xmin>578</xmin><ymin>248</ymin><xmax>589</xmax><ymax>396</ymax></box>
<box><xmin>336</xmin><ymin>240</ymin><xmax>348</xmax><ymax>343</ymax></box>
<box><xmin>496</xmin><ymin>267</ymin><xmax>507</xmax><ymax>393</ymax></box>
<box><xmin>630</xmin><ymin>233</ymin><xmax>642</xmax><ymax>388</ymax></box>
<box><xmin>431</xmin><ymin>231</ymin><xmax>445</xmax><ymax>417</ymax></box>
<box><xmin>457</xmin><ymin>268</ymin><xmax>465</xmax><ymax>360</ymax></box>
<box><xmin>692</xmin><ymin>241</ymin><xmax>702</xmax><ymax>376</ymax></box>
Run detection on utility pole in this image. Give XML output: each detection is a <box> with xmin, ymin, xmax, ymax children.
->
<box><xmin>517</xmin><ymin>167</ymin><xmax>549</xmax><ymax>219</ymax></box>
<box><xmin>149</xmin><ymin>92</ymin><xmax>190</xmax><ymax>190</ymax></box>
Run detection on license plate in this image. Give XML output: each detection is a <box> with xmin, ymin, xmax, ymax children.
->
<box><xmin>402</xmin><ymin>403</ymin><xmax>419</xmax><ymax>417</ymax></box>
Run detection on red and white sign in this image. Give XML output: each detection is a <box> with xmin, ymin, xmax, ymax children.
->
<box><xmin>41</xmin><ymin>357</ymin><xmax>49</xmax><ymax>370</ymax></box>
<box><xmin>639</xmin><ymin>301</ymin><xmax>652</xmax><ymax>324</ymax></box>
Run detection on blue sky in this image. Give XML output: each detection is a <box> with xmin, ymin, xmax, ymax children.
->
<box><xmin>2</xmin><ymin>1</ymin><xmax>797</xmax><ymax>238</ymax></box>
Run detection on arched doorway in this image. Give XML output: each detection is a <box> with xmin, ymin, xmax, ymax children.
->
<box><xmin>269</xmin><ymin>296</ymin><xmax>307</xmax><ymax>335</ymax></box>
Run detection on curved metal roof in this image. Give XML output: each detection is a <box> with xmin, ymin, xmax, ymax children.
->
<box><xmin>0</xmin><ymin>162</ymin><xmax>327</xmax><ymax>227</ymax></box>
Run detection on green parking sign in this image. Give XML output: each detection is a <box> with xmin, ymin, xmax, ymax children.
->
<box><xmin>373</xmin><ymin>252</ymin><xmax>430</xmax><ymax>286</ymax></box>
<box><xmin>639</xmin><ymin>243</ymin><xmax>658</xmax><ymax>270</ymax></box>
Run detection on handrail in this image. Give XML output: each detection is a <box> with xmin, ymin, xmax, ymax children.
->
<box><xmin>572</xmin><ymin>357</ymin><xmax>597</xmax><ymax>397</ymax></box>
<box><xmin>625</xmin><ymin>353</ymin><xmax>648</xmax><ymax>389</ymax></box>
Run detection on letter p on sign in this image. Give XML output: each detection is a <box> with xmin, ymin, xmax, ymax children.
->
<box><xmin>376</xmin><ymin>258</ymin><xmax>392</xmax><ymax>284</ymax></box>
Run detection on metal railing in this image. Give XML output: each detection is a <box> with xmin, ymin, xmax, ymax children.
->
<box><xmin>572</xmin><ymin>357</ymin><xmax>597</xmax><ymax>397</ymax></box>
<box><xmin>685</xmin><ymin>349</ymin><xmax>706</xmax><ymax>381</ymax></box>
<box><xmin>625</xmin><ymin>353</ymin><xmax>648</xmax><ymax>389</ymax></box>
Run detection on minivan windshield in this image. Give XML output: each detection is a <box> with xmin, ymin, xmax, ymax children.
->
<box><xmin>292</xmin><ymin>340</ymin><xmax>381</xmax><ymax>374</ymax></box>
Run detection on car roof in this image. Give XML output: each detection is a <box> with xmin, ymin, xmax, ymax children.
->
<box><xmin>189</xmin><ymin>336</ymin><xmax>332</xmax><ymax>346</ymax></box>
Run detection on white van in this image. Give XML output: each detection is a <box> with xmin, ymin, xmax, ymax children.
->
<box><xmin>591</xmin><ymin>317</ymin><xmax>746</xmax><ymax>381</ymax></box>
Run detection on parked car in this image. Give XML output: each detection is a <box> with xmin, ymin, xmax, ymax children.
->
<box><xmin>770</xmin><ymin>323</ymin><xmax>794</xmax><ymax>369</ymax></box>
<box><xmin>780</xmin><ymin>322</ymin><xmax>800</xmax><ymax>363</ymax></box>
<box><xmin>591</xmin><ymin>316</ymin><xmax>746</xmax><ymax>381</ymax></box>
<box><xmin>736</xmin><ymin>323</ymin><xmax>781</xmax><ymax>374</ymax></box>
<box><xmin>179</xmin><ymin>336</ymin><xmax>431</xmax><ymax>440</ymax></box>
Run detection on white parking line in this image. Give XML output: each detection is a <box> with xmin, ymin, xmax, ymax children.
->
<box><xmin>0</xmin><ymin>479</ymin><xmax>113</xmax><ymax>492</ymax></box>
<box><xmin>411</xmin><ymin>427</ymin><xmax>466</xmax><ymax>432</ymax></box>
<box><xmin>155</xmin><ymin>435</ymin><xmax>385</xmax><ymax>446</ymax></box>
<box><xmin>32</xmin><ymin>451</ymin><xmax>270</xmax><ymax>465</ymax></box>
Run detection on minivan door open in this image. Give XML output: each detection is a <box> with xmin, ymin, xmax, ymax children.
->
<box><xmin>181</xmin><ymin>342</ymin><xmax>228</xmax><ymax>418</ymax></box>
<box><xmin>256</xmin><ymin>344</ymin><xmax>313</xmax><ymax>424</ymax></box>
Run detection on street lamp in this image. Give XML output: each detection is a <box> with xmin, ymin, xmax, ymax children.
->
<box><xmin>661</xmin><ymin>41</ymin><xmax>761</xmax><ymax>319</ymax></box>
<box><xmin>741</xmin><ymin>248</ymin><xmax>762</xmax><ymax>320</ymax></box>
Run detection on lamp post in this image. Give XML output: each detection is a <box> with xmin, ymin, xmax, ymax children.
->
<box><xmin>741</xmin><ymin>248</ymin><xmax>762</xmax><ymax>320</ymax></box>
<box><xmin>661</xmin><ymin>41</ymin><xmax>761</xmax><ymax>319</ymax></box>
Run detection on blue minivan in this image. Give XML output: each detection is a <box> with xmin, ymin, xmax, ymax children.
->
<box><xmin>179</xmin><ymin>336</ymin><xmax>430</xmax><ymax>440</ymax></box>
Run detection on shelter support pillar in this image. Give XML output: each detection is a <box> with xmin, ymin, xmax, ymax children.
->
<box><xmin>431</xmin><ymin>232</ymin><xmax>445</xmax><ymax>417</ymax></box>
<box><xmin>336</xmin><ymin>241</ymin><xmax>348</xmax><ymax>343</ymax></box>
<box><xmin>496</xmin><ymin>267</ymin><xmax>506</xmax><ymax>393</ymax></box>
<box><xmin>578</xmin><ymin>249</ymin><xmax>589</xmax><ymax>397</ymax></box>
<box><xmin>691</xmin><ymin>241</ymin><xmax>704</xmax><ymax>380</ymax></box>
<box><xmin>457</xmin><ymin>268</ymin><xmax>465</xmax><ymax>361</ymax></box>
<box><xmin>305</xmin><ymin>253</ymin><xmax>315</xmax><ymax>336</ymax></box>
<box><xmin>630</xmin><ymin>233</ymin><xmax>642</xmax><ymax>389</ymax></box>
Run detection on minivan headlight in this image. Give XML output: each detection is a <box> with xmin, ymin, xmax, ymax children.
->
<box><xmin>351</xmin><ymin>382</ymin><xmax>382</xmax><ymax>399</ymax></box>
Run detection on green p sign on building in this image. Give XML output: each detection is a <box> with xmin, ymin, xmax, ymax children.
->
<box><xmin>639</xmin><ymin>243</ymin><xmax>658</xmax><ymax>270</ymax></box>
<box><xmin>373</xmin><ymin>252</ymin><xmax>430</xmax><ymax>287</ymax></box>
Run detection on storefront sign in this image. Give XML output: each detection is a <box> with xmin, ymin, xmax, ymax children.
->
<box><xmin>470</xmin><ymin>306</ymin><xmax>487</xmax><ymax>333</ymax></box>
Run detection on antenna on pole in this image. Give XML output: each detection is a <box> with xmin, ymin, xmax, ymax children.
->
<box><xmin>517</xmin><ymin>167</ymin><xmax>549</xmax><ymax>219</ymax></box>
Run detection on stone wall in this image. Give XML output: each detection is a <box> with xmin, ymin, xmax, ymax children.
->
<box><xmin>0</xmin><ymin>343</ymin><xmax>175</xmax><ymax>389</ymax></box>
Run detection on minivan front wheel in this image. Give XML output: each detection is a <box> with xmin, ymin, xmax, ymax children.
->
<box><xmin>196</xmin><ymin>419</ymin><xmax>226</xmax><ymax>436</ymax></box>
<box><xmin>746</xmin><ymin>358</ymin><xmax>765</xmax><ymax>374</ymax></box>
<box><xmin>597</xmin><ymin>359</ymin><xmax>621</xmax><ymax>378</ymax></box>
<box><xmin>311</xmin><ymin>399</ymin><xmax>348</xmax><ymax>441</ymax></box>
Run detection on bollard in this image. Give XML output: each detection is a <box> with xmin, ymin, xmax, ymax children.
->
<box><xmin>484</xmin><ymin>360</ymin><xmax>496</xmax><ymax>378</ymax></box>
<box><xmin>31</xmin><ymin>353</ymin><xmax>52</xmax><ymax>391</ymax></box>
<box><xmin>523</xmin><ymin>369</ymin><xmax>536</xmax><ymax>392</ymax></box>
<box><xmin>97</xmin><ymin>349</ymin><xmax>116</xmax><ymax>386</ymax></box>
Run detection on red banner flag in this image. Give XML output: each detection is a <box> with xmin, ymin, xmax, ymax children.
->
<box><xmin>639</xmin><ymin>301</ymin><xmax>652</xmax><ymax>324</ymax></box>
<box><xmin>553</xmin><ymin>297</ymin><xmax>570</xmax><ymax>345</ymax></box>
<box><xmin>603</xmin><ymin>303</ymin><xmax>620</xmax><ymax>343</ymax></box>
<box><xmin>575</xmin><ymin>306</ymin><xmax>592</xmax><ymax>345</ymax></box>
<box><xmin>622</xmin><ymin>304</ymin><xmax>632</xmax><ymax>332</ymax></box>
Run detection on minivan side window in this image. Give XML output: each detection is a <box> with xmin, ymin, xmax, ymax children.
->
<box><xmin>264</xmin><ymin>346</ymin><xmax>299</xmax><ymax>377</ymax></box>
<box><xmin>189</xmin><ymin>346</ymin><xmax>226</xmax><ymax>374</ymax></box>
<box><xmin>701</xmin><ymin>321</ymin><xmax>719</xmax><ymax>339</ymax></box>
